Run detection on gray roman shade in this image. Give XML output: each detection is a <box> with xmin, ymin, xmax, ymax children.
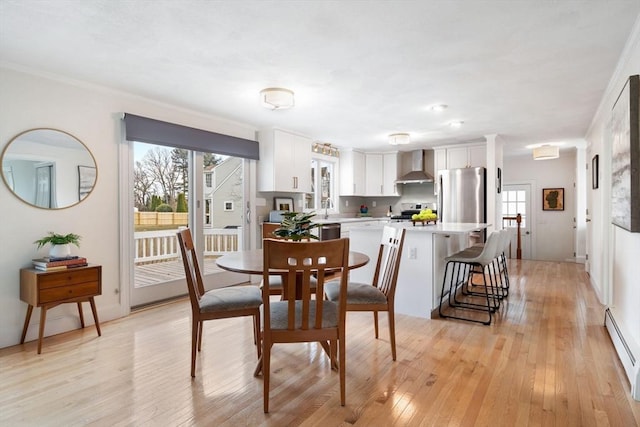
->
<box><xmin>123</xmin><ymin>113</ymin><xmax>259</xmax><ymax>160</ymax></box>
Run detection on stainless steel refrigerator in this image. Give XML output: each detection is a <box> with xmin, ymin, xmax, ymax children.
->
<box><xmin>438</xmin><ymin>167</ymin><xmax>487</xmax><ymax>242</ymax></box>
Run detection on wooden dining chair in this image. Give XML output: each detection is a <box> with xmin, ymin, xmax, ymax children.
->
<box><xmin>261</xmin><ymin>238</ymin><xmax>350</xmax><ymax>413</ymax></box>
<box><xmin>324</xmin><ymin>226</ymin><xmax>406</xmax><ymax>361</ymax></box>
<box><xmin>261</xmin><ymin>222</ymin><xmax>317</xmax><ymax>298</ymax></box>
<box><xmin>177</xmin><ymin>228</ymin><xmax>262</xmax><ymax>378</ymax></box>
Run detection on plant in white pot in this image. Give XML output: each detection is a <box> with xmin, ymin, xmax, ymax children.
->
<box><xmin>34</xmin><ymin>232</ymin><xmax>81</xmax><ymax>258</ymax></box>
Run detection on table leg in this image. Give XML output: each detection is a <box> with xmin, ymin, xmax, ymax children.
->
<box><xmin>20</xmin><ymin>305</ymin><xmax>33</xmax><ymax>344</ymax></box>
<box><xmin>89</xmin><ymin>297</ymin><xmax>101</xmax><ymax>336</ymax></box>
<box><xmin>77</xmin><ymin>302</ymin><xmax>85</xmax><ymax>328</ymax></box>
<box><xmin>38</xmin><ymin>306</ymin><xmax>48</xmax><ymax>354</ymax></box>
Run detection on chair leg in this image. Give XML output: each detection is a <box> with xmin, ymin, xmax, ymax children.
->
<box><xmin>388</xmin><ymin>308</ymin><xmax>396</xmax><ymax>361</ymax></box>
<box><xmin>253</xmin><ymin>312</ymin><xmax>261</xmax><ymax>358</ymax></box>
<box><xmin>339</xmin><ymin>332</ymin><xmax>346</xmax><ymax>406</ymax></box>
<box><xmin>330</xmin><ymin>339</ymin><xmax>338</xmax><ymax>369</ymax></box>
<box><xmin>197</xmin><ymin>320</ymin><xmax>203</xmax><ymax>352</ymax></box>
<box><xmin>191</xmin><ymin>318</ymin><xmax>199</xmax><ymax>377</ymax></box>
<box><xmin>263</xmin><ymin>340</ymin><xmax>271</xmax><ymax>413</ymax></box>
<box><xmin>373</xmin><ymin>311</ymin><xmax>379</xmax><ymax>339</ymax></box>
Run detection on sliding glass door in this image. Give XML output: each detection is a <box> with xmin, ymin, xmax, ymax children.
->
<box><xmin>129</xmin><ymin>141</ymin><xmax>248</xmax><ymax>308</ymax></box>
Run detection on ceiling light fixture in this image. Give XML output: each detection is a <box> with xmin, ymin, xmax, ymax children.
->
<box><xmin>260</xmin><ymin>87</ymin><xmax>294</xmax><ymax>110</ymax></box>
<box><xmin>533</xmin><ymin>144</ymin><xmax>560</xmax><ymax>160</ymax></box>
<box><xmin>388</xmin><ymin>133</ymin><xmax>411</xmax><ymax>145</ymax></box>
<box><xmin>449</xmin><ymin>121</ymin><xmax>464</xmax><ymax>128</ymax></box>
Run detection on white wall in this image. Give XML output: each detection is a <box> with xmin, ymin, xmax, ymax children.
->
<box><xmin>503</xmin><ymin>149</ymin><xmax>577</xmax><ymax>261</ymax></box>
<box><xmin>585</xmin><ymin>17</ymin><xmax>640</xmax><ymax>363</ymax></box>
<box><xmin>0</xmin><ymin>67</ymin><xmax>256</xmax><ymax>349</ymax></box>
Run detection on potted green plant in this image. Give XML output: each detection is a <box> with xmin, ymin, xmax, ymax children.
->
<box><xmin>272</xmin><ymin>212</ymin><xmax>320</xmax><ymax>241</ymax></box>
<box><xmin>34</xmin><ymin>232</ymin><xmax>81</xmax><ymax>258</ymax></box>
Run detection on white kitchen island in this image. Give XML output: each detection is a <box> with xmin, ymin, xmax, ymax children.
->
<box><xmin>348</xmin><ymin>222</ymin><xmax>490</xmax><ymax>319</ymax></box>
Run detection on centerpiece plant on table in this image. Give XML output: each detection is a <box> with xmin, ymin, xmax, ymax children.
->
<box><xmin>272</xmin><ymin>212</ymin><xmax>320</xmax><ymax>241</ymax></box>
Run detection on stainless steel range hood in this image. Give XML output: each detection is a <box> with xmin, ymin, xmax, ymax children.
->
<box><xmin>395</xmin><ymin>150</ymin><xmax>434</xmax><ymax>184</ymax></box>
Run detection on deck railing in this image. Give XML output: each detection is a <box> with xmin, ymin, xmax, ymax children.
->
<box><xmin>134</xmin><ymin>228</ymin><xmax>242</xmax><ymax>264</ymax></box>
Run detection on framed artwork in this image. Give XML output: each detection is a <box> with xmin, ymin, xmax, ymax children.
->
<box><xmin>542</xmin><ymin>188</ymin><xmax>564</xmax><ymax>211</ymax></box>
<box><xmin>592</xmin><ymin>155</ymin><xmax>599</xmax><ymax>189</ymax></box>
<box><xmin>274</xmin><ymin>197</ymin><xmax>294</xmax><ymax>212</ymax></box>
<box><xmin>78</xmin><ymin>165</ymin><xmax>96</xmax><ymax>201</ymax></box>
<box><xmin>611</xmin><ymin>74</ymin><xmax>640</xmax><ymax>232</ymax></box>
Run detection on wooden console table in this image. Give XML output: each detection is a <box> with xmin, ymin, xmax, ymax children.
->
<box><xmin>20</xmin><ymin>264</ymin><xmax>102</xmax><ymax>354</ymax></box>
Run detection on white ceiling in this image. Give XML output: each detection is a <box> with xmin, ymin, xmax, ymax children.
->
<box><xmin>1</xmin><ymin>1</ymin><xmax>639</xmax><ymax>156</ymax></box>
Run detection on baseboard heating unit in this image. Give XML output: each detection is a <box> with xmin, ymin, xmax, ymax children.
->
<box><xmin>604</xmin><ymin>308</ymin><xmax>640</xmax><ymax>400</ymax></box>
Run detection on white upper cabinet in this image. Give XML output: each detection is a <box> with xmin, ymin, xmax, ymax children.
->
<box><xmin>339</xmin><ymin>150</ymin><xmax>399</xmax><ymax>196</ymax></box>
<box><xmin>365</xmin><ymin>152</ymin><xmax>399</xmax><ymax>196</ymax></box>
<box><xmin>364</xmin><ymin>153</ymin><xmax>383</xmax><ymax>196</ymax></box>
<box><xmin>258</xmin><ymin>129</ymin><xmax>312</xmax><ymax>193</ymax></box>
<box><xmin>434</xmin><ymin>143</ymin><xmax>486</xmax><ymax>195</ymax></box>
<box><xmin>434</xmin><ymin>143</ymin><xmax>486</xmax><ymax>172</ymax></box>
<box><xmin>444</xmin><ymin>144</ymin><xmax>487</xmax><ymax>169</ymax></box>
<box><xmin>339</xmin><ymin>149</ymin><xmax>365</xmax><ymax>196</ymax></box>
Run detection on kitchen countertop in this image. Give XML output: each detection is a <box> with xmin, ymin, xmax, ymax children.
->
<box><xmin>313</xmin><ymin>217</ymin><xmax>390</xmax><ymax>224</ymax></box>
<box><xmin>350</xmin><ymin>222</ymin><xmax>490</xmax><ymax>234</ymax></box>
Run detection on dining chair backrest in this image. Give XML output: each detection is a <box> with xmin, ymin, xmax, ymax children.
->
<box><xmin>177</xmin><ymin>228</ymin><xmax>205</xmax><ymax>313</ymax></box>
<box><xmin>262</xmin><ymin>238</ymin><xmax>350</xmax><ymax>330</ymax></box>
<box><xmin>372</xmin><ymin>226</ymin><xmax>406</xmax><ymax>301</ymax></box>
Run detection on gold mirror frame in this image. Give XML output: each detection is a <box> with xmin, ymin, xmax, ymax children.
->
<box><xmin>1</xmin><ymin>128</ymin><xmax>97</xmax><ymax>210</ymax></box>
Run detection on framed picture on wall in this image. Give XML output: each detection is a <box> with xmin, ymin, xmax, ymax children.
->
<box><xmin>274</xmin><ymin>197</ymin><xmax>294</xmax><ymax>212</ymax></box>
<box><xmin>611</xmin><ymin>74</ymin><xmax>640</xmax><ymax>232</ymax></box>
<box><xmin>542</xmin><ymin>188</ymin><xmax>564</xmax><ymax>211</ymax></box>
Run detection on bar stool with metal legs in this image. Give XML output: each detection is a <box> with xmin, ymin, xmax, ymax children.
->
<box><xmin>438</xmin><ymin>231</ymin><xmax>502</xmax><ymax>325</ymax></box>
<box><xmin>461</xmin><ymin>229</ymin><xmax>511</xmax><ymax>300</ymax></box>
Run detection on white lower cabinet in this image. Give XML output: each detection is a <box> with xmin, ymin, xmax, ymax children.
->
<box><xmin>432</xmin><ymin>233</ymin><xmax>466</xmax><ymax>310</ymax></box>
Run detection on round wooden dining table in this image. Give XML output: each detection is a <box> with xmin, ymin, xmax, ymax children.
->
<box><xmin>216</xmin><ymin>249</ymin><xmax>369</xmax><ymax>276</ymax></box>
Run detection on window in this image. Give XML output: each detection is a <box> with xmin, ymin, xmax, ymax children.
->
<box><xmin>205</xmin><ymin>172</ymin><xmax>212</xmax><ymax>188</ymax></box>
<box><xmin>205</xmin><ymin>199</ymin><xmax>212</xmax><ymax>225</ymax></box>
<box><xmin>306</xmin><ymin>158</ymin><xmax>336</xmax><ymax>212</ymax></box>
<box><xmin>224</xmin><ymin>201</ymin><xmax>234</xmax><ymax>211</ymax></box>
<box><xmin>502</xmin><ymin>190</ymin><xmax>527</xmax><ymax>228</ymax></box>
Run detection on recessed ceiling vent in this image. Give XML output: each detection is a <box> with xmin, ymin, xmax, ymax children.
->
<box><xmin>395</xmin><ymin>150</ymin><xmax>434</xmax><ymax>184</ymax></box>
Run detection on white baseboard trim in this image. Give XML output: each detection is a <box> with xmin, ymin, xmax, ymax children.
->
<box><xmin>604</xmin><ymin>308</ymin><xmax>640</xmax><ymax>401</ymax></box>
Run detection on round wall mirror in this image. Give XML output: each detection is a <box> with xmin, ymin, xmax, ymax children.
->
<box><xmin>1</xmin><ymin>128</ymin><xmax>97</xmax><ymax>209</ymax></box>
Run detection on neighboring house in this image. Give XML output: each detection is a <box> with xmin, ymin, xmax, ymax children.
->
<box><xmin>203</xmin><ymin>157</ymin><xmax>243</xmax><ymax>229</ymax></box>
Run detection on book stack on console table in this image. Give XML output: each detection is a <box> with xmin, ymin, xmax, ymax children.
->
<box><xmin>32</xmin><ymin>256</ymin><xmax>88</xmax><ymax>271</ymax></box>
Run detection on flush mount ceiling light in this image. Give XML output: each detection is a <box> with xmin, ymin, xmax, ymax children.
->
<box><xmin>388</xmin><ymin>133</ymin><xmax>411</xmax><ymax>145</ymax></box>
<box><xmin>449</xmin><ymin>120</ymin><xmax>464</xmax><ymax>128</ymax></box>
<box><xmin>533</xmin><ymin>144</ymin><xmax>560</xmax><ymax>160</ymax></box>
<box><xmin>260</xmin><ymin>87</ymin><xmax>294</xmax><ymax>110</ymax></box>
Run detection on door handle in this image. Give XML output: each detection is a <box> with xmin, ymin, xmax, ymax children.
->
<box><xmin>586</xmin><ymin>218</ymin><xmax>592</xmax><ymax>222</ymax></box>
<box><xmin>525</xmin><ymin>231</ymin><xmax>530</xmax><ymax>235</ymax></box>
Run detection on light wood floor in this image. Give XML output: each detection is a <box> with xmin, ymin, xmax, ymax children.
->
<box><xmin>1</xmin><ymin>260</ymin><xmax>639</xmax><ymax>426</ymax></box>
